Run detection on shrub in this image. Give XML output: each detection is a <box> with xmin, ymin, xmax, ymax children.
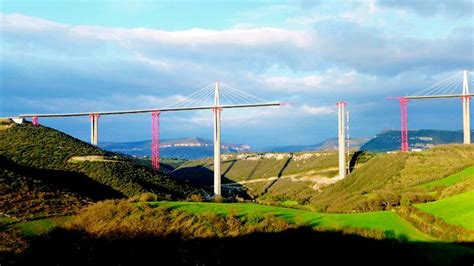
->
<box><xmin>138</xmin><ymin>193</ymin><xmax>158</xmax><ymax>202</ymax></box>
<box><xmin>188</xmin><ymin>194</ymin><xmax>204</xmax><ymax>202</ymax></box>
<box><xmin>68</xmin><ymin>199</ymin><xmax>292</xmax><ymax>239</ymax></box>
<box><xmin>213</xmin><ymin>195</ymin><xmax>224</xmax><ymax>203</ymax></box>
<box><xmin>395</xmin><ymin>206</ymin><xmax>474</xmax><ymax>242</ymax></box>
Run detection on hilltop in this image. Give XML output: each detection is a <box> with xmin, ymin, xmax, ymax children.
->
<box><xmin>0</xmin><ymin>121</ymin><xmax>198</xmax><ymax>219</ymax></box>
<box><xmin>361</xmin><ymin>129</ymin><xmax>474</xmax><ymax>152</ymax></box>
<box><xmin>265</xmin><ymin>137</ymin><xmax>369</xmax><ymax>152</ymax></box>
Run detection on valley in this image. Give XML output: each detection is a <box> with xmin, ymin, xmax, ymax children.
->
<box><xmin>1</xmin><ymin>122</ymin><xmax>474</xmax><ymax>265</ymax></box>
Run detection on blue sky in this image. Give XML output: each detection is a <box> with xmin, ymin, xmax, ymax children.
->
<box><xmin>1</xmin><ymin>0</ymin><xmax>473</xmax><ymax>148</ymax></box>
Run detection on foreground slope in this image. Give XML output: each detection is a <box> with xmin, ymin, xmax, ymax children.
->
<box><xmin>3</xmin><ymin>199</ymin><xmax>473</xmax><ymax>266</ymax></box>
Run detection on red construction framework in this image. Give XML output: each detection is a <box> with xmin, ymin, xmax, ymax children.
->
<box><xmin>387</xmin><ymin>97</ymin><xmax>409</xmax><ymax>152</ymax></box>
<box><xmin>400</xmin><ymin>97</ymin><xmax>409</xmax><ymax>152</ymax></box>
<box><xmin>151</xmin><ymin>111</ymin><xmax>161</xmax><ymax>170</ymax></box>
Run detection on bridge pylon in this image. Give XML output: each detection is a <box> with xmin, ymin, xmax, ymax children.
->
<box><xmin>89</xmin><ymin>113</ymin><xmax>99</xmax><ymax>145</ymax></box>
<box><xmin>213</xmin><ymin>81</ymin><xmax>222</xmax><ymax>196</ymax></box>
<box><xmin>337</xmin><ymin>101</ymin><xmax>347</xmax><ymax>179</ymax></box>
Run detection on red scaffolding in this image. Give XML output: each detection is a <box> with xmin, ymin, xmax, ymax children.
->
<box><xmin>151</xmin><ymin>111</ymin><xmax>161</xmax><ymax>170</ymax></box>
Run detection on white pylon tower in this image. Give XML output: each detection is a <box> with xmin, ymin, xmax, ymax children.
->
<box><xmin>89</xmin><ymin>114</ymin><xmax>99</xmax><ymax>145</ymax></box>
<box><xmin>337</xmin><ymin>102</ymin><xmax>346</xmax><ymax>179</ymax></box>
<box><xmin>213</xmin><ymin>81</ymin><xmax>222</xmax><ymax>196</ymax></box>
<box><xmin>346</xmin><ymin>110</ymin><xmax>350</xmax><ymax>175</ymax></box>
<box><xmin>462</xmin><ymin>70</ymin><xmax>471</xmax><ymax>144</ymax></box>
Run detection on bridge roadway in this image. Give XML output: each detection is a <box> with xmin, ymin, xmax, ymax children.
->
<box><xmin>18</xmin><ymin>103</ymin><xmax>282</xmax><ymax>118</ymax></box>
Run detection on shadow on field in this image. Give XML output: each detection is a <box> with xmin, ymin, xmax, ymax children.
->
<box><xmin>349</xmin><ymin>151</ymin><xmax>364</xmax><ymax>173</ymax></box>
<box><xmin>261</xmin><ymin>155</ymin><xmax>293</xmax><ymax>195</ymax></box>
<box><xmin>2</xmin><ymin>227</ymin><xmax>473</xmax><ymax>266</ymax></box>
<box><xmin>171</xmin><ymin>165</ymin><xmax>251</xmax><ymax>199</ymax></box>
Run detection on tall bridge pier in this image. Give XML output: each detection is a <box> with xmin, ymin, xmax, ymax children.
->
<box><xmin>213</xmin><ymin>81</ymin><xmax>222</xmax><ymax>196</ymax></box>
<box><xmin>337</xmin><ymin>101</ymin><xmax>346</xmax><ymax>179</ymax></box>
<box><xmin>89</xmin><ymin>114</ymin><xmax>99</xmax><ymax>145</ymax></box>
<box><xmin>462</xmin><ymin>70</ymin><xmax>471</xmax><ymax>144</ymax></box>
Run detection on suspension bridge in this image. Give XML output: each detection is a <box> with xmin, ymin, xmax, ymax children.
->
<box><xmin>388</xmin><ymin>70</ymin><xmax>474</xmax><ymax>152</ymax></box>
<box><xmin>14</xmin><ymin>69</ymin><xmax>473</xmax><ymax>196</ymax></box>
<box><xmin>19</xmin><ymin>82</ymin><xmax>282</xmax><ymax>196</ymax></box>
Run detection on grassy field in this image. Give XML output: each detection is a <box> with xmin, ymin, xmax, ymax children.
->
<box><xmin>153</xmin><ymin>201</ymin><xmax>431</xmax><ymax>241</ymax></box>
<box><xmin>4</xmin><ymin>199</ymin><xmax>472</xmax><ymax>266</ymax></box>
<box><xmin>13</xmin><ymin>216</ymin><xmax>71</xmax><ymax>236</ymax></box>
<box><xmin>420</xmin><ymin>166</ymin><xmax>474</xmax><ymax>189</ymax></box>
<box><xmin>416</xmin><ymin>190</ymin><xmax>474</xmax><ymax>230</ymax></box>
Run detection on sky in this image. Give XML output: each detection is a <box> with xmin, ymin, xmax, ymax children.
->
<box><xmin>0</xmin><ymin>0</ymin><xmax>473</xmax><ymax>149</ymax></box>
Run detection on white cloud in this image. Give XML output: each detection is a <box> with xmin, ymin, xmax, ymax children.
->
<box><xmin>0</xmin><ymin>13</ymin><xmax>67</xmax><ymax>33</ymax></box>
<box><xmin>134</xmin><ymin>53</ymin><xmax>173</xmax><ymax>70</ymax></box>
<box><xmin>256</xmin><ymin>69</ymin><xmax>377</xmax><ymax>93</ymax></box>
<box><xmin>1</xmin><ymin>13</ymin><xmax>310</xmax><ymax>48</ymax></box>
<box><xmin>301</xmin><ymin>104</ymin><xmax>336</xmax><ymax>115</ymax></box>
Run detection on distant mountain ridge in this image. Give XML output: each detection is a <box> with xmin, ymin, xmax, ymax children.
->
<box><xmin>360</xmin><ymin>129</ymin><xmax>474</xmax><ymax>152</ymax></box>
<box><xmin>100</xmin><ymin>137</ymin><xmax>251</xmax><ymax>159</ymax></box>
<box><xmin>265</xmin><ymin>138</ymin><xmax>369</xmax><ymax>153</ymax></box>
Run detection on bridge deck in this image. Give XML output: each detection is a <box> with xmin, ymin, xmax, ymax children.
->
<box><xmin>403</xmin><ymin>94</ymin><xmax>473</xmax><ymax>100</ymax></box>
<box><xmin>19</xmin><ymin>103</ymin><xmax>282</xmax><ymax>118</ymax></box>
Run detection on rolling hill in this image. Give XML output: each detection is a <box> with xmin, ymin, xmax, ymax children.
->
<box><xmin>0</xmin><ymin>121</ymin><xmax>198</xmax><ymax>219</ymax></box>
<box><xmin>265</xmin><ymin>137</ymin><xmax>369</xmax><ymax>152</ymax></box>
<box><xmin>171</xmin><ymin>151</ymin><xmax>373</xmax><ymax>200</ymax></box>
<box><xmin>172</xmin><ymin>144</ymin><xmax>474</xmax><ymax>214</ymax></box>
<box><xmin>309</xmin><ymin>144</ymin><xmax>474</xmax><ymax>212</ymax></box>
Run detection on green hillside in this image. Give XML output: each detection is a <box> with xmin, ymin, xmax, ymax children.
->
<box><xmin>310</xmin><ymin>145</ymin><xmax>474</xmax><ymax>212</ymax></box>
<box><xmin>173</xmin><ymin>145</ymin><xmax>474</xmax><ymax>212</ymax></box>
<box><xmin>2</xmin><ymin>123</ymin><xmax>474</xmax><ymax>265</ymax></box>
<box><xmin>4</xmin><ymin>199</ymin><xmax>474</xmax><ymax>266</ymax></box>
<box><xmin>0</xmin><ymin>123</ymin><xmax>198</xmax><ymax>219</ymax></box>
<box><xmin>153</xmin><ymin>201</ymin><xmax>430</xmax><ymax>240</ymax></box>
<box><xmin>416</xmin><ymin>190</ymin><xmax>474</xmax><ymax>230</ymax></box>
<box><xmin>172</xmin><ymin>151</ymin><xmax>372</xmax><ymax>201</ymax></box>
<box><xmin>174</xmin><ymin>151</ymin><xmax>371</xmax><ymax>184</ymax></box>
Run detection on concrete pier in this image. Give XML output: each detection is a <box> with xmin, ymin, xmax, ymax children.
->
<box><xmin>90</xmin><ymin>114</ymin><xmax>99</xmax><ymax>145</ymax></box>
<box><xmin>213</xmin><ymin>82</ymin><xmax>222</xmax><ymax>196</ymax></box>
<box><xmin>337</xmin><ymin>102</ymin><xmax>346</xmax><ymax>179</ymax></box>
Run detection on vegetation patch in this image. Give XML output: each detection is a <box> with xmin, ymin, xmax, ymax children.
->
<box><xmin>68</xmin><ymin>155</ymin><xmax>123</xmax><ymax>163</ymax></box>
<box><xmin>415</xmin><ymin>190</ymin><xmax>474</xmax><ymax>230</ymax></box>
<box><xmin>309</xmin><ymin>145</ymin><xmax>474</xmax><ymax>212</ymax></box>
<box><xmin>0</xmin><ymin>124</ymin><xmax>198</xmax><ymax>203</ymax></box>
<box><xmin>152</xmin><ymin>201</ymin><xmax>430</xmax><ymax>241</ymax></box>
<box><xmin>396</xmin><ymin>206</ymin><xmax>474</xmax><ymax>242</ymax></box>
<box><xmin>69</xmin><ymin>199</ymin><xmax>291</xmax><ymax>239</ymax></box>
